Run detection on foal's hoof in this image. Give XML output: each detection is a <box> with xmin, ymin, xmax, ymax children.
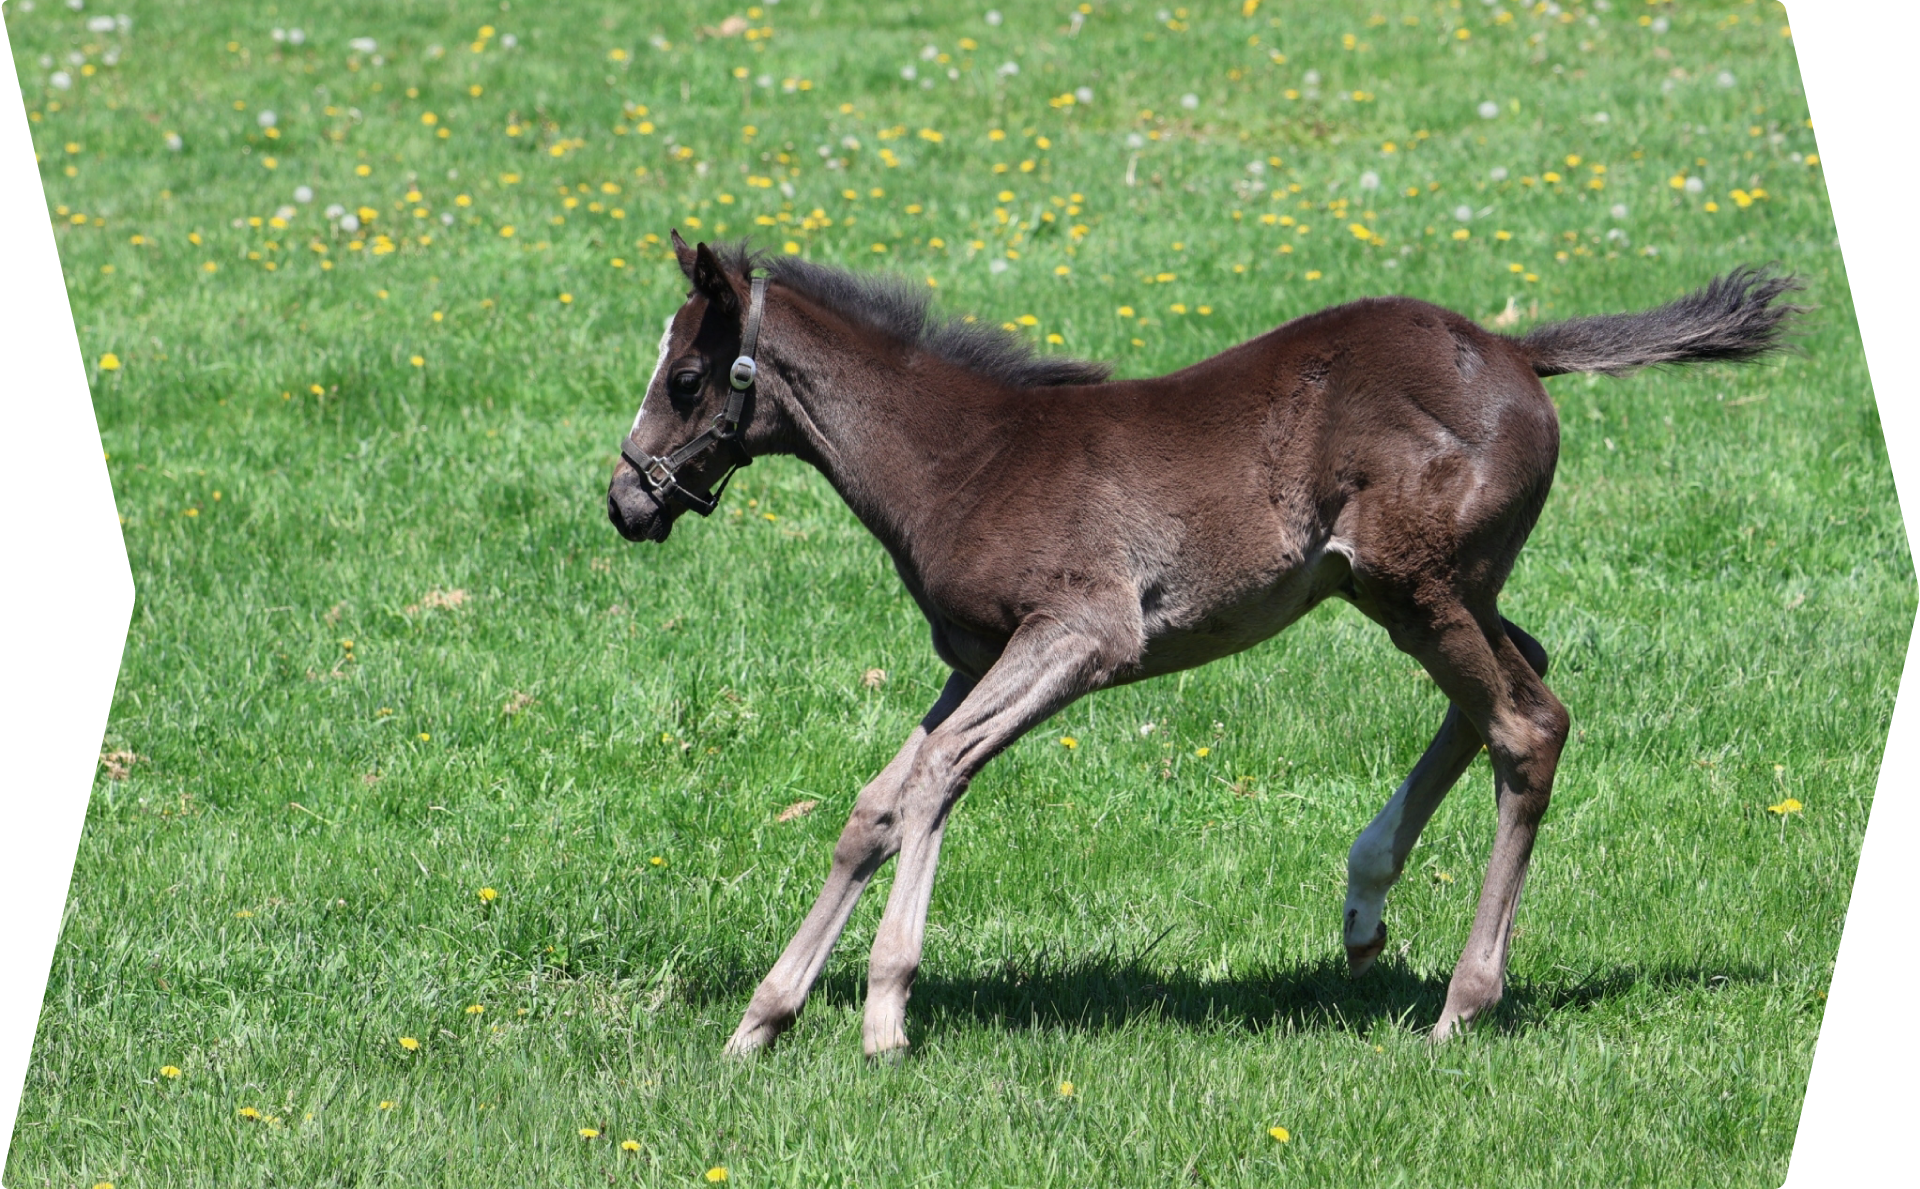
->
<box><xmin>1345</xmin><ymin>921</ymin><xmax>1388</xmax><ymax>976</ymax></box>
<box><xmin>723</xmin><ymin>1017</ymin><xmax>787</xmax><ymax>1058</ymax></box>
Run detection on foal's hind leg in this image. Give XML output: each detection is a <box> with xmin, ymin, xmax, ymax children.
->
<box><xmin>1342</xmin><ymin>620</ymin><xmax>1551</xmax><ymax>975</ymax></box>
<box><xmin>1373</xmin><ymin>601</ymin><xmax>1568</xmax><ymax>1041</ymax></box>
<box><xmin>724</xmin><ymin>672</ymin><xmax>974</xmax><ymax>1056</ymax></box>
<box><xmin>1342</xmin><ymin>705</ymin><xmax>1482</xmax><ymax>974</ymax></box>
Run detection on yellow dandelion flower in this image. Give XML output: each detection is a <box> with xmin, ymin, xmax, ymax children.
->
<box><xmin>238</xmin><ymin>1106</ymin><xmax>262</xmax><ymax>1120</ymax></box>
<box><xmin>579</xmin><ymin>1126</ymin><xmax>600</xmax><ymax>1138</ymax></box>
<box><xmin>650</xmin><ymin>856</ymin><xmax>665</xmax><ymax>866</ymax></box>
<box><xmin>232</xmin><ymin>908</ymin><xmax>251</xmax><ymax>917</ymax></box>
<box><xmin>410</xmin><ymin>355</ymin><xmax>425</xmax><ymax>367</ymax></box>
<box><xmin>1269</xmin><ymin>1125</ymin><xmax>1291</xmax><ymax>1142</ymax></box>
<box><xmin>466</xmin><ymin>1004</ymin><xmax>485</xmax><ymax>1014</ymax></box>
<box><xmin>1054</xmin><ymin>265</ymin><xmax>1071</xmax><ymax>277</ymax></box>
<box><xmin>202</xmin><ymin>261</ymin><xmax>218</xmax><ymax>273</ymax></box>
<box><xmin>1057</xmin><ymin>1080</ymin><xmax>1075</xmax><ymax>1097</ymax></box>
<box><xmin>1016</xmin><ymin>314</ymin><xmax>1039</xmax><ymax>326</ymax></box>
<box><xmin>356</xmin><ymin>164</ymin><xmax>372</xmax><ymax>177</ymax></box>
<box><xmin>1304</xmin><ymin>270</ymin><xmax>1321</xmax><ymax>280</ymax></box>
<box><xmin>479</xmin><ymin>887</ymin><xmax>498</xmax><ymax>902</ymax></box>
<box><xmin>499</xmin><ymin>225</ymin><xmax>515</xmax><ymax>237</ymax></box>
<box><xmin>621</xmin><ymin>1139</ymin><xmax>641</xmax><ymax>1152</ymax></box>
<box><xmin>706</xmin><ymin>1168</ymin><xmax>729</xmax><ymax>1183</ymax></box>
<box><xmin>1768</xmin><ymin>798</ymin><xmax>1803</xmax><ymax>815</ymax></box>
<box><xmin>1195</xmin><ymin>747</ymin><xmax>1211</xmax><ymax>757</ymax></box>
<box><xmin>418</xmin><ymin>732</ymin><xmax>431</xmax><ymax>742</ymax></box>
<box><xmin>99</xmin><ymin>353</ymin><xmax>121</xmax><ymax>370</ymax></box>
<box><xmin>1060</xmin><ymin>736</ymin><xmax>1078</xmax><ymax>749</ymax></box>
<box><xmin>159</xmin><ymin>1065</ymin><xmax>181</xmax><ymax>1078</ymax></box>
<box><xmin>399</xmin><ymin>1036</ymin><xmax>420</xmax><ymax>1051</ymax></box>
<box><xmin>559</xmin><ymin>293</ymin><xmax>573</xmax><ymax>304</ymax></box>
<box><xmin>1046</xmin><ymin>333</ymin><xmax>1064</xmax><ymax>344</ymax></box>
<box><xmin>783</xmin><ymin>241</ymin><xmax>801</xmax><ymax>254</ymax></box>
<box><xmin>92</xmin><ymin>1182</ymin><xmax>113</xmax><ymax>1189</ymax></box>
<box><xmin>379</xmin><ymin>1100</ymin><xmax>396</xmax><ymax>1110</ymax></box>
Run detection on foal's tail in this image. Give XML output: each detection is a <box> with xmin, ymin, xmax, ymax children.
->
<box><xmin>1512</xmin><ymin>265</ymin><xmax>1804</xmax><ymax>378</ymax></box>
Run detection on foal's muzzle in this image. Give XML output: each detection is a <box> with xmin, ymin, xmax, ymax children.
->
<box><xmin>607</xmin><ymin>461</ymin><xmax>676</xmax><ymax>543</ymax></box>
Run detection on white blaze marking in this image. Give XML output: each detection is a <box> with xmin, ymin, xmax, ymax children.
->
<box><xmin>630</xmin><ymin>314</ymin><xmax>676</xmax><ymax>435</ymax></box>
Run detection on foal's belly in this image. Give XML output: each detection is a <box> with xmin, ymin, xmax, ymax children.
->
<box><xmin>1129</xmin><ymin>544</ymin><xmax>1353</xmax><ymax>682</ymax></box>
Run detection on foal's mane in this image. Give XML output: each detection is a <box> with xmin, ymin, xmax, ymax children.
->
<box><xmin>705</xmin><ymin>241</ymin><xmax>1112</xmax><ymax>388</ymax></box>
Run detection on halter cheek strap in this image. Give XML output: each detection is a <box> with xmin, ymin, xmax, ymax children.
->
<box><xmin>620</xmin><ymin>274</ymin><xmax>766</xmax><ymax>517</ymax></box>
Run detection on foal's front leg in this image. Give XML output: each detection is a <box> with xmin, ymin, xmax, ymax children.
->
<box><xmin>861</xmin><ymin>614</ymin><xmax>1136</xmax><ymax>1059</ymax></box>
<box><xmin>724</xmin><ymin>673</ymin><xmax>974</xmax><ymax>1056</ymax></box>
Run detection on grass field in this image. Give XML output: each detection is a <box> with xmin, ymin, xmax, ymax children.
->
<box><xmin>7</xmin><ymin>0</ymin><xmax>1909</xmax><ymax>1185</ymax></box>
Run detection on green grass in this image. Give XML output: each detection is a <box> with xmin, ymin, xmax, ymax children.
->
<box><xmin>8</xmin><ymin>0</ymin><xmax>1907</xmax><ymax>1185</ymax></box>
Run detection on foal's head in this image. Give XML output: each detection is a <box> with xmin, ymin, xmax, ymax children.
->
<box><xmin>607</xmin><ymin>232</ymin><xmax>773</xmax><ymax>543</ymax></box>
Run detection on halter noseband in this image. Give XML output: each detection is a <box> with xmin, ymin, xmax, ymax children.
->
<box><xmin>619</xmin><ymin>273</ymin><xmax>767</xmax><ymax>517</ymax></box>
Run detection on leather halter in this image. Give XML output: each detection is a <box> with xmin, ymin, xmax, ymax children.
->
<box><xmin>619</xmin><ymin>274</ymin><xmax>766</xmax><ymax>517</ymax></box>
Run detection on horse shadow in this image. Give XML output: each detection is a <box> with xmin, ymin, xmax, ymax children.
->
<box><xmin>714</xmin><ymin>950</ymin><xmax>1778</xmax><ymax>1041</ymax></box>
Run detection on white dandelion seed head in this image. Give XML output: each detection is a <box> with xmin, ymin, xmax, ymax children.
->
<box><xmin>339</xmin><ymin>213</ymin><xmax>360</xmax><ymax>231</ymax></box>
<box><xmin>1453</xmin><ymin>204</ymin><xmax>1473</xmax><ymax>222</ymax></box>
<box><xmin>988</xmin><ymin>258</ymin><xmax>1009</xmax><ymax>273</ymax></box>
<box><xmin>840</xmin><ymin>135</ymin><xmax>860</xmax><ymax>150</ymax></box>
<box><xmin>50</xmin><ymin>71</ymin><xmax>73</xmax><ymax>89</ymax></box>
<box><xmin>370</xmin><ymin>54</ymin><xmax>384</xmax><ymax>65</ymax></box>
<box><xmin>985</xmin><ymin>9</ymin><xmax>1002</xmax><ymax>26</ymax></box>
<box><xmin>324</xmin><ymin>203</ymin><xmax>345</xmax><ymax>218</ymax></box>
<box><xmin>1490</xmin><ymin>166</ymin><xmax>1509</xmax><ymax>181</ymax></box>
<box><xmin>349</xmin><ymin>37</ymin><xmax>377</xmax><ymax>54</ymax></box>
<box><xmin>274</xmin><ymin>205</ymin><xmax>297</xmax><ymax>220</ymax></box>
<box><xmin>270</xmin><ymin>27</ymin><xmax>286</xmax><ymax>42</ymax></box>
<box><xmin>921</xmin><ymin>77</ymin><xmax>933</xmax><ymax>89</ymax></box>
<box><xmin>1610</xmin><ymin>203</ymin><xmax>1628</xmax><ymax>219</ymax></box>
<box><xmin>694</xmin><ymin>161</ymin><xmax>709</xmax><ymax>176</ymax></box>
<box><xmin>920</xmin><ymin>44</ymin><xmax>939</xmax><ymax>61</ymax></box>
<box><xmin>102</xmin><ymin>48</ymin><xmax>118</xmax><ymax>65</ymax></box>
<box><xmin>1359</xmin><ymin>170</ymin><xmax>1380</xmax><ymax>191</ymax></box>
<box><xmin>948</xmin><ymin>67</ymin><xmax>960</xmax><ymax>79</ymax></box>
<box><xmin>39</xmin><ymin>55</ymin><xmax>54</xmax><ymax>68</ymax></box>
<box><xmin>257</xmin><ymin>109</ymin><xmax>277</xmax><ymax>128</ymax></box>
<box><xmin>288</xmin><ymin>28</ymin><xmax>305</xmax><ymax>45</ymax></box>
<box><xmin>1246</xmin><ymin>160</ymin><xmax>1266</xmax><ymax>175</ymax></box>
<box><xmin>1477</xmin><ymin>100</ymin><xmax>1500</xmax><ymax>119</ymax></box>
<box><xmin>1606</xmin><ymin>228</ymin><xmax>1627</xmax><ymax>242</ymax></box>
<box><xmin>294</xmin><ymin>185</ymin><xmax>314</xmax><ymax>203</ymax></box>
<box><xmin>779</xmin><ymin>181</ymin><xmax>795</xmax><ymax>198</ymax></box>
<box><xmin>1684</xmin><ymin>176</ymin><xmax>1704</xmax><ymax>194</ymax></box>
<box><xmin>1642</xmin><ymin>245</ymin><xmax>1659</xmax><ymax>257</ymax></box>
<box><xmin>1139</xmin><ymin>722</ymin><xmax>1155</xmax><ymax>736</ymax></box>
<box><xmin>1303</xmin><ymin>70</ymin><xmax>1320</xmax><ymax>86</ymax></box>
<box><xmin>1180</xmin><ymin>92</ymin><xmax>1200</xmax><ymax>110</ymax></box>
<box><xmin>67</xmin><ymin>50</ymin><xmax>86</xmax><ymax>65</ymax></box>
<box><xmin>501</xmin><ymin>34</ymin><xmax>517</xmax><ymax>48</ymax></box>
<box><xmin>426</xmin><ymin>44</ymin><xmax>444</xmax><ymax>58</ymax></box>
<box><xmin>441</xmin><ymin>212</ymin><xmax>455</xmax><ymax>225</ymax></box>
<box><xmin>164</xmin><ymin>131</ymin><xmax>182</xmax><ymax>150</ymax></box>
<box><xmin>87</xmin><ymin>15</ymin><xmax>114</xmax><ymax>32</ymax></box>
<box><xmin>900</xmin><ymin>65</ymin><xmax>918</xmax><ymax>80</ymax></box>
<box><xmin>66</xmin><ymin>0</ymin><xmax>83</xmax><ymax>10</ymax></box>
<box><xmin>756</xmin><ymin>74</ymin><xmax>773</xmax><ymax>88</ymax></box>
<box><xmin>996</xmin><ymin>60</ymin><xmax>1019</xmax><ymax>76</ymax></box>
<box><xmin>1716</xmin><ymin>71</ymin><xmax>1736</xmax><ymax>89</ymax></box>
<box><xmin>1075</xmin><ymin>86</ymin><xmax>1094</xmax><ymax>103</ymax></box>
<box><xmin>1126</xmin><ymin>132</ymin><xmax>1145</xmax><ymax>148</ymax></box>
<box><xmin>1651</xmin><ymin>16</ymin><xmax>1669</xmax><ymax>33</ymax></box>
<box><xmin>1593</xmin><ymin>111</ymin><xmax>1610</xmax><ymax>123</ymax></box>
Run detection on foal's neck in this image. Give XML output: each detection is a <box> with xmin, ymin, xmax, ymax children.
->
<box><xmin>769</xmin><ymin>314</ymin><xmax>996</xmax><ymax>564</ymax></box>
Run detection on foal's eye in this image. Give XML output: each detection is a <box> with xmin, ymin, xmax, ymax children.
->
<box><xmin>669</xmin><ymin>369</ymin><xmax>703</xmax><ymax>398</ymax></box>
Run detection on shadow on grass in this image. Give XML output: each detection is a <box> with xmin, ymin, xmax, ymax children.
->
<box><xmin>706</xmin><ymin>952</ymin><xmax>1779</xmax><ymax>1041</ymax></box>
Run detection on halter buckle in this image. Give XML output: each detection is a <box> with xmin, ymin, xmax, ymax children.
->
<box><xmin>729</xmin><ymin>355</ymin><xmax>757</xmax><ymax>390</ymax></box>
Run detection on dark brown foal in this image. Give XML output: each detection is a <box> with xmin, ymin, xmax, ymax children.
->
<box><xmin>607</xmin><ymin>235</ymin><xmax>1799</xmax><ymax>1055</ymax></box>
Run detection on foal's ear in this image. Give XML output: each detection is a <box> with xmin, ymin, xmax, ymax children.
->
<box><xmin>689</xmin><ymin>241</ymin><xmax>741</xmax><ymax>315</ymax></box>
<box><xmin>671</xmin><ymin>229</ymin><xmax>699</xmax><ymax>280</ymax></box>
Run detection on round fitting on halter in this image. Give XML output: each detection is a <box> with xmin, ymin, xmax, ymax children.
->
<box><xmin>729</xmin><ymin>356</ymin><xmax>757</xmax><ymax>390</ymax></box>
